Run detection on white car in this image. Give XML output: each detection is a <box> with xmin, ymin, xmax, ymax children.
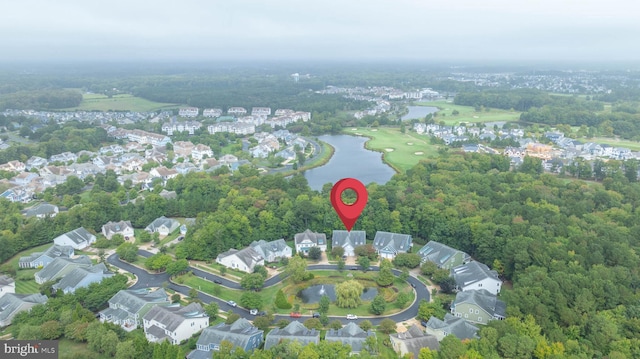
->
<box><xmin>346</xmin><ymin>314</ymin><xmax>358</xmax><ymax>320</ymax></box>
<box><xmin>227</xmin><ymin>300</ymin><xmax>237</xmax><ymax>307</ymax></box>
<box><xmin>249</xmin><ymin>309</ymin><xmax>258</xmax><ymax>315</ymax></box>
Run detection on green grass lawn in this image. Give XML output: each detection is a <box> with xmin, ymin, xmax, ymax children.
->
<box><xmin>588</xmin><ymin>137</ymin><xmax>640</xmax><ymax>151</ymax></box>
<box><xmin>15</xmin><ymin>278</ymin><xmax>40</xmax><ymax>294</ymax></box>
<box><xmin>61</xmin><ymin>93</ymin><xmax>179</xmax><ymax>112</ymax></box>
<box><xmin>416</xmin><ymin>100</ymin><xmax>521</xmax><ymax>126</ymax></box>
<box><xmin>346</xmin><ymin>127</ymin><xmax>440</xmax><ymax>172</ymax></box>
<box><xmin>58</xmin><ymin>338</ymin><xmax>112</xmax><ymax>359</ymax></box>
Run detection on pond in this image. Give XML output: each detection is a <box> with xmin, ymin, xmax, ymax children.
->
<box><xmin>401</xmin><ymin>106</ymin><xmax>439</xmax><ymax>121</ymax></box>
<box><xmin>303</xmin><ymin>135</ymin><xmax>396</xmax><ymax>191</ymax></box>
<box><xmin>297</xmin><ymin>284</ymin><xmax>378</xmax><ymax>303</ymax></box>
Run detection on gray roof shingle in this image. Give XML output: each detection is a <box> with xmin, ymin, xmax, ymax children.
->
<box><xmin>426</xmin><ymin>313</ymin><xmax>479</xmax><ymax>340</ymax></box>
<box><xmin>191</xmin><ymin>318</ymin><xmax>262</xmax><ymax>354</ymax></box>
<box><xmin>0</xmin><ymin>293</ymin><xmax>48</xmax><ymax>325</ymax></box>
<box><xmin>52</xmin><ymin>263</ymin><xmax>113</xmax><ymax>292</ymax></box>
<box><xmin>452</xmin><ymin>261</ymin><xmax>500</xmax><ymax>289</ymax></box>
<box><xmin>453</xmin><ymin>289</ymin><xmax>506</xmax><ymax>319</ymax></box>
<box><xmin>331</xmin><ymin>230</ymin><xmax>366</xmax><ymax>249</ymax></box>
<box><xmin>55</xmin><ymin>227</ymin><xmax>95</xmax><ymax>246</ymax></box>
<box><xmin>325</xmin><ymin>322</ymin><xmax>375</xmax><ymax>353</ymax></box>
<box><xmin>390</xmin><ymin>324</ymin><xmax>439</xmax><ymax>358</ymax></box>
<box><xmin>19</xmin><ymin>244</ymin><xmax>74</xmax><ymax>266</ymax></box>
<box><xmin>418</xmin><ymin>241</ymin><xmax>470</xmax><ymax>266</ymax></box>
<box><xmin>0</xmin><ymin>275</ymin><xmax>14</xmax><ymax>286</ymax></box>
<box><xmin>35</xmin><ymin>256</ymin><xmax>92</xmax><ymax>283</ymax></box>
<box><xmin>264</xmin><ymin>321</ymin><xmax>319</xmax><ymax>349</ymax></box>
<box><xmin>294</xmin><ymin>229</ymin><xmax>326</xmax><ymax>247</ymax></box>
<box><xmin>143</xmin><ymin>303</ymin><xmax>207</xmax><ymax>332</ymax></box>
<box><xmin>373</xmin><ymin>231</ymin><xmax>412</xmax><ymax>255</ymax></box>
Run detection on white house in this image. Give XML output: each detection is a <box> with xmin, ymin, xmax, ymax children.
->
<box><xmin>294</xmin><ymin>229</ymin><xmax>327</xmax><ymax>254</ymax></box>
<box><xmin>249</xmin><ymin>239</ymin><xmax>292</xmax><ymax>263</ymax></box>
<box><xmin>143</xmin><ymin>303</ymin><xmax>209</xmax><ymax>345</ymax></box>
<box><xmin>145</xmin><ymin>216</ymin><xmax>180</xmax><ymax>236</ymax></box>
<box><xmin>102</xmin><ymin>220</ymin><xmax>135</xmax><ymax>240</ymax></box>
<box><xmin>0</xmin><ymin>275</ymin><xmax>15</xmax><ymax>298</ymax></box>
<box><xmin>451</xmin><ymin>261</ymin><xmax>502</xmax><ymax>295</ymax></box>
<box><xmin>53</xmin><ymin>227</ymin><xmax>96</xmax><ymax>250</ymax></box>
<box><xmin>216</xmin><ymin>247</ymin><xmax>264</xmax><ymax>273</ymax></box>
<box><xmin>331</xmin><ymin>230</ymin><xmax>366</xmax><ymax>257</ymax></box>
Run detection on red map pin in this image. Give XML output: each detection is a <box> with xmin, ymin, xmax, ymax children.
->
<box><xmin>330</xmin><ymin>178</ymin><xmax>368</xmax><ymax>232</ymax></box>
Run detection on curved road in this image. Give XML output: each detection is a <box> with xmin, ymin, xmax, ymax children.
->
<box><xmin>108</xmin><ymin>251</ymin><xmax>428</xmax><ymax>325</ymax></box>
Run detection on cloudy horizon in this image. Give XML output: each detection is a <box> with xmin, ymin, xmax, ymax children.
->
<box><xmin>2</xmin><ymin>0</ymin><xmax>639</xmax><ymax>64</ymax></box>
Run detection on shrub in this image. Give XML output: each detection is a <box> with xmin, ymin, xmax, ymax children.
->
<box><xmin>275</xmin><ymin>289</ymin><xmax>292</xmax><ymax>309</ymax></box>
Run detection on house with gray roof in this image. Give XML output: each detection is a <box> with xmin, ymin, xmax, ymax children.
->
<box><xmin>325</xmin><ymin>322</ymin><xmax>375</xmax><ymax>354</ymax></box>
<box><xmin>53</xmin><ymin>227</ymin><xmax>96</xmax><ymax>250</ymax></box>
<box><xmin>145</xmin><ymin>216</ymin><xmax>180</xmax><ymax>236</ymax></box>
<box><xmin>294</xmin><ymin>229</ymin><xmax>327</xmax><ymax>255</ymax></box>
<box><xmin>418</xmin><ymin>241</ymin><xmax>470</xmax><ymax>270</ymax></box>
<box><xmin>34</xmin><ymin>256</ymin><xmax>93</xmax><ymax>284</ymax></box>
<box><xmin>264</xmin><ymin>320</ymin><xmax>320</xmax><ymax>350</ymax></box>
<box><xmin>331</xmin><ymin>230</ymin><xmax>366</xmax><ymax>257</ymax></box>
<box><xmin>0</xmin><ymin>275</ymin><xmax>15</xmax><ymax>298</ymax></box>
<box><xmin>250</xmin><ymin>239</ymin><xmax>292</xmax><ymax>263</ymax></box>
<box><xmin>373</xmin><ymin>231</ymin><xmax>412</xmax><ymax>260</ymax></box>
<box><xmin>143</xmin><ymin>303</ymin><xmax>209</xmax><ymax>345</ymax></box>
<box><xmin>22</xmin><ymin>202</ymin><xmax>59</xmax><ymax>218</ymax></box>
<box><xmin>452</xmin><ymin>261</ymin><xmax>502</xmax><ymax>295</ymax></box>
<box><xmin>389</xmin><ymin>324</ymin><xmax>439</xmax><ymax>358</ymax></box>
<box><xmin>101</xmin><ymin>220</ymin><xmax>134</xmax><ymax>240</ymax></box>
<box><xmin>100</xmin><ymin>288</ymin><xmax>170</xmax><ymax>331</ymax></box>
<box><xmin>18</xmin><ymin>244</ymin><xmax>75</xmax><ymax>269</ymax></box>
<box><xmin>187</xmin><ymin>318</ymin><xmax>263</xmax><ymax>359</ymax></box>
<box><xmin>216</xmin><ymin>247</ymin><xmax>264</xmax><ymax>274</ymax></box>
<box><xmin>51</xmin><ymin>263</ymin><xmax>113</xmax><ymax>294</ymax></box>
<box><xmin>425</xmin><ymin>313</ymin><xmax>479</xmax><ymax>341</ymax></box>
<box><xmin>0</xmin><ymin>293</ymin><xmax>48</xmax><ymax>327</ymax></box>
<box><xmin>451</xmin><ymin>289</ymin><xmax>506</xmax><ymax>324</ymax></box>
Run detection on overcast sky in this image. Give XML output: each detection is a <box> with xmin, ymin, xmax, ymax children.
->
<box><xmin>2</xmin><ymin>0</ymin><xmax>639</xmax><ymax>63</ymax></box>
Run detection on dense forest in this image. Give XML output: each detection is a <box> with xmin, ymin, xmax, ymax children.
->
<box><xmin>3</xmin><ymin>152</ymin><xmax>640</xmax><ymax>357</ymax></box>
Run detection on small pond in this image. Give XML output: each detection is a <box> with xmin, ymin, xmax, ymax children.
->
<box><xmin>297</xmin><ymin>284</ymin><xmax>378</xmax><ymax>303</ymax></box>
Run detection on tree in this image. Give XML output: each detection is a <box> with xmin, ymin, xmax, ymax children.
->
<box><xmin>275</xmin><ymin>289</ymin><xmax>292</xmax><ymax>309</ymax></box>
<box><xmin>331</xmin><ymin>246</ymin><xmax>345</xmax><ymax>259</ymax></box>
<box><xmin>240</xmin><ymin>291</ymin><xmax>262</xmax><ymax>310</ymax></box>
<box><xmin>399</xmin><ymin>268</ymin><xmax>410</xmax><ymax>282</ymax></box>
<box><xmin>393</xmin><ymin>253</ymin><xmax>422</xmax><ymax>268</ymax></box>
<box><xmin>335</xmin><ymin>280</ymin><xmax>364</xmax><ymax>308</ymax></box>
<box><xmin>204</xmin><ymin>302</ymin><xmax>220</xmax><ymax>320</ymax></box>
<box><xmin>253</xmin><ymin>315</ymin><xmax>273</xmax><ymax>331</ymax></box>
<box><xmin>304</xmin><ymin>318</ymin><xmax>323</xmax><ymax>330</ymax></box>
<box><xmin>253</xmin><ymin>265</ymin><xmax>268</xmax><ymax>278</ymax></box>
<box><xmin>225</xmin><ymin>312</ymin><xmax>240</xmax><ymax>324</ymax></box>
<box><xmin>396</xmin><ymin>292</ymin><xmax>410</xmax><ymax>308</ymax></box>
<box><xmin>318</xmin><ymin>295</ymin><xmax>330</xmax><ymax>314</ymax></box>
<box><xmin>115</xmin><ymin>340</ymin><xmax>137</xmax><ymax>359</ymax></box>
<box><xmin>360</xmin><ymin>320</ymin><xmax>373</xmax><ymax>331</ymax></box>
<box><xmin>378</xmin><ymin>318</ymin><xmax>396</xmax><ymax>334</ymax></box>
<box><xmin>285</xmin><ymin>255</ymin><xmax>308</xmax><ymax>282</ymax></box>
<box><xmin>188</xmin><ymin>288</ymin><xmax>199</xmax><ymax>300</ymax></box>
<box><xmin>145</xmin><ymin>254</ymin><xmax>173</xmax><ymax>272</ymax></box>
<box><xmin>358</xmin><ymin>256</ymin><xmax>371</xmax><ymax>271</ymax></box>
<box><xmin>116</xmin><ymin>242</ymin><xmax>138</xmax><ymax>262</ymax></box>
<box><xmin>376</xmin><ymin>259</ymin><xmax>394</xmax><ymax>286</ymax></box>
<box><xmin>166</xmin><ymin>259</ymin><xmax>189</xmax><ymax>276</ymax></box>
<box><xmin>337</xmin><ymin>258</ymin><xmax>345</xmax><ymax>271</ymax></box>
<box><xmin>329</xmin><ymin>320</ymin><xmax>343</xmax><ymax>330</ymax></box>
<box><xmin>308</xmin><ymin>246</ymin><xmax>322</xmax><ymax>260</ymax></box>
<box><xmin>241</xmin><ymin>273</ymin><xmax>266</xmax><ymax>291</ymax></box>
<box><xmin>364</xmin><ymin>334</ymin><xmax>379</xmax><ymax>355</ymax></box>
<box><xmin>369</xmin><ymin>294</ymin><xmax>387</xmax><ymax>315</ymax></box>
<box><xmin>354</xmin><ymin>244</ymin><xmax>377</xmax><ymax>260</ymax></box>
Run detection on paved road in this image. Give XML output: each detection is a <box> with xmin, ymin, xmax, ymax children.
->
<box><xmin>108</xmin><ymin>252</ymin><xmax>428</xmax><ymax>325</ymax></box>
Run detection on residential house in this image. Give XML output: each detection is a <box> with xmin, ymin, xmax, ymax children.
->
<box><xmin>202</xmin><ymin>108</ymin><xmax>223</xmax><ymax>118</ymax></box>
<box><xmin>216</xmin><ymin>247</ymin><xmax>264</xmax><ymax>274</ymax></box>
<box><xmin>389</xmin><ymin>324</ymin><xmax>440</xmax><ymax>358</ymax></box>
<box><xmin>34</xmin><ymin>256</ymin><xmax>93</xmax><ymax>284</ymax></box>
<box><xmin>179</xmin><ymin>107</ymin><xmax>199</xmax><ymax>118</ymax></box>
<box><xmin>425</xmin><ymin>313</ymin><xmax>480</xmax><ymax>341</ymax></box>
<box><xmin>145</xmin><ymin>216</ymin><xmax>180</xmax><ymax>236</ymax></box>
<box><xmin>101</xmin><ymin>220</ymin><xmax>134</xmax><ymax>240</ymax></box>
<box><xmin>173</xmin><ymin>141</ymin><xmax>195</xmax><ymax>158</ymax></box>
<box><xmin>51</xmin><ymin>263</ymin><xmax>114</xmax><ymax>294</ymax></box>
<box><xmin>100</xmin><ymin>288</ymin><xmax>171</xmax><ymax>330</ymax></box>
<box><xmin>331</xmin><ymin>230</ymin><xmax>366</xmax><ymax>257</ymax></box>
<box><xmin>452</xmin><ymin>261</ymin><xmax>502</xmax><ymax>295</ymax></box>
<box><xmin>191</xmin><ymin>144</ymin><xmax>213</xmax><ymax>162</ymax></box>
<box><xmin>251</xmin><ymin>107</ymin><xmax>271</xmax><ymax>116</ymax></box>
<box><xmin>264</xmin><ymin>321</ymin><xmax>320</xmax><ymax>350</ymax></box>
<box><xmin>143</xmin><ymin>303</ymin><xmax>209</xmax><ymax>344</ymax></box>
<box><xmin>0</xmin><ymin>160</ymin><xmax>25</xmax><ymax>172</ymax></box>
<box><xmin>450</xmin><ymin>289</ymin><xmax>506</xmax><ymax>324</ymax></box>
<box><xmin>22</xmin><ymin>202</ymin><xmax>59</xmax><ymax>218</ymax></box>
<box><xmin>418</xmin><ymin>241</ymin><xmax>471</xmax><ymax>269</ymax></box>
<box><xmin>25</xmin><ymin>156</ymin><xmax>48</xmax><ymax>170</ymax></box>
<box><xmin>0</xmin><ymin>186</ymin><xmax>32</xmax><ymax>203</ymax></box>
<box><xmin>0</xmin><ymin>293</ymin><xmax>48</xmax><ymax>327</ymax></box>
<box><xmin>325</xmin><ymin>322</ymin><xmax>375</xmax><ymax>354</ymax></box>
<box><xmin>187</xmin><ymin>318</ymin><xmax>263</xmax><ymax>359</ymax></box>
<box><xmin>10</xmin><ymin>172</ymin><xmax>39</xmax><ymax>186</ymax></box>
<box><xmin>294</xmin><ymin>229</ymin><xmax>327</xmax><ymax>254</ymax></box>
<box><xmin>372</xmin><ymin>231</ymin><xmax>412</xmax><ymax>260</ymax></box>
<box><xmin>0</xmin><ymin>275</ymin><xmax>15</xmax><ymax>298</ymax></box>
<box><xmin>250</xmin><ymin>239</ymin><xmax>292</xmax><ymax>263</ymax></box>
<box><xmin>49</xmin><ymin>152</ymin><xmax>77</xmax><ymax>164</ymax></box>
<box><xmin>18</xmin><ymin>244</ymin><xmax>75</xmax><ymax>269</ymax></box>
<box><xmin>174</xmin><ymin>162</ymin><xmax>197</xmax><ymax>175</ymax></box>
<box><xmin>149</xmin><ymin>166</ymin><xmax>179</xmax><ymax>183</ymax></box>
<box><xmin>227</xmin><ymin>107</ymin><xmax>247</xmax><ymax>116</ymax></box>
<box><xmin>159</xmin><ymin>189</ymin><xmax>178</xmax><ymax>200</ymax></box>
<box><xmin>53</xmin><ymin>227</ymin><xmax>97</xmax><ymax>250</ymax></box>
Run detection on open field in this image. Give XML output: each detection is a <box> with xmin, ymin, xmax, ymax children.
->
<box><xmin>61</xmin><ymin>93</ymin><xmax>179</xmax><ymax>112</ymax></box>
<box><xmin>586</xmin><ymin>137</ymin><xmax>640</xmax><ymax>152</ymax></box>
<box><xmin>416</xmin><ymin>100</ymin><xmax>521</xmax><ymax>126</ymax></box>
<box><xmin>347</xmin><ymin>127</ymin><xmax>439</xmax><ymax>172</ymax></box>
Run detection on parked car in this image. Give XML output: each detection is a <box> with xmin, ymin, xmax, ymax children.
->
<box><xmin>312</xmin><ymin>312</ymin><xmax>320</xmax><ymax>318</ymax></box>
<box><xmin>250</xmin><ymin>309</ymin><xmax>258</xmax><ymax>315</ymax></box>
<box><xmin>410</xmin><ymin>282</ymin><xmax>416</xmax><ymax>288</ymax></box>
<box><xmin>213</xmin><ymin>279</ymin><xmax>222</xmax><ymax>284</ymax></box>
<box><xmin>177</xmin><ymin>236</ymin><xmax>184</xmax><ymax>241</ymax></box>
<box><xmin>346</xmin><ymin>314</ymin><xmax>358</xmax><ymax>320</ymax></box>
<box><xmin>227</xmin><ymin>300</ymin><xmax>237</xmax><ymax>307</ymax></box>
<box><xmin>256</xmin><ymin>311</ymin><xmax>267</xmax><ymax>316</ymax></box>
<box><xmin>290</xmin><ymin>312</ymin><xmax>302</xmax><ymax>318</ymax></box>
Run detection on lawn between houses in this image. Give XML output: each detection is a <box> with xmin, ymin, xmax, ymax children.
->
<box><xmin>61</xmin><ymin>93</ymin><xmax>179</xmax><ymax>112</ymax></box>
<box><xmin>174</xmin><ymin>269</ymin><xmax>415</xmax><ymax>317</ymax></box>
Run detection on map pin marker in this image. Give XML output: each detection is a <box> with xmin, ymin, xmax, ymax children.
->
<box><xmin>330</xmin><ymin>178</ymin><xmax>368</xmax><ymax>232</ymax></box>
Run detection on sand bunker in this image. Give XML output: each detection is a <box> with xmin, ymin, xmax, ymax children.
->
<box><xmin>351</xmin><ymin>128</ymin><xmax>358</xmax><ymax>131</ymax></box>
<box><xmin>473</xmin><ymin>116</ymin><xmax>479</xmax><ymax>119</ymax></box>
<box><xmin>354</xmin><ymin>133</ymin><xmax>362</xmax><ymax>136</ymax></box>
<box><xmin>371</xmin><ymin>129</ymin><xmax>378</xmax><ymax>132</ymax></box>
<box><xmin>407</xmin><ymin>142</ymin><xmax>414</xmax><ymax>145</ymax></box>
<box><xmin>385</xmin><ymin>148</ymin><xmax>394</xmax><ymax>152</ymax></box>
<box><xmin>414</xmin><ymin>151</ymin><xmax>424</xmax><ymax>155</ymax></box>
